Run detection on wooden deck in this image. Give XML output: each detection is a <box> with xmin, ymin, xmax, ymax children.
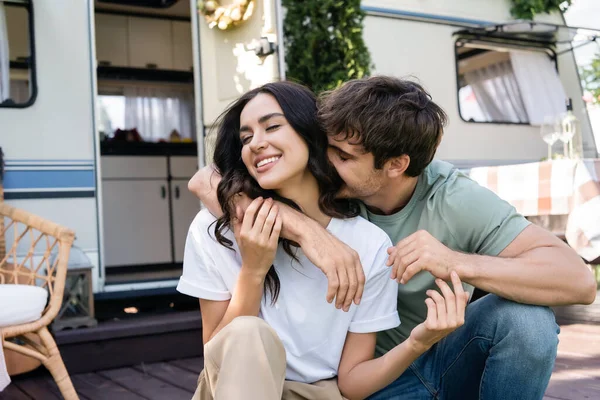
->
<box><xmin>3</xmin><ymin>298</ymin><xmax>600</xmax><ymax>400</ymax></box>
<box><xmin>2</xmin><ymin>357</ymin><xmax>204</xmax><ymax>400</ymax></box>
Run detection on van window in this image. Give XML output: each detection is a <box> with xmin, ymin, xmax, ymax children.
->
<box><xmin>0</xmin><ymin>0</ymin><xmax>36</xmax><ymax>108</ymax></box>
<box><xmin>98</xmin><ymin>84</ymin><xmax>196</xmax><ymax>142</ymax></box>
<box><xmin>455</xmin><ymin>39</ymin><xmax>564</xmax><ymax>125</ymax></box>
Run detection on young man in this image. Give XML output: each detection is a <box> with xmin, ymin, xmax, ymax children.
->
<box><xmin>189</xmin><ymin>76</ymin><xmax>597</xmax><ymax>399</ymax></box>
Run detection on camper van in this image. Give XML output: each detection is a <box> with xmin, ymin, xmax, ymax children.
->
<box><xmin>1</xmin><ymin>0</ymin><xmax>598</xmax><ymax>302</ymax></box>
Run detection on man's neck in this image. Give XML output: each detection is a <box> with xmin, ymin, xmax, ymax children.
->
<box><xmin>363</xmin><ymin>175</ymin><xmax>419</xmax><ymax>216</ymax></box>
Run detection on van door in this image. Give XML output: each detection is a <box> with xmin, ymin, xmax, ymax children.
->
<box><xmin>191</xmin><ymin>0</ymin><xmax>284</xmax><ymax>165</ymax></box>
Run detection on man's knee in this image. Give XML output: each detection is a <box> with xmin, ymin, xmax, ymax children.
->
<box><xmin>472</xmin><ymin>295</ymin><xmax>559</xmax><ymax>358</ymax></box>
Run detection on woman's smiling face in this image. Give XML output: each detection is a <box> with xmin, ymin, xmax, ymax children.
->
<box><xmin>239</xmin><ymin>93</ymin><xmax>310</xmax><ymax>191</ymax></box>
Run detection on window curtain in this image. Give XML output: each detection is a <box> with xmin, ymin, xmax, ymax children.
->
<box><xmin>124</xmin><ymin>86</ymin><xmax>196</xmax><ymax>142</ymax></box>
<box><xmin>510</xmin><ymin>50</ymin><xmax>567</xmax><ymax>125</ymax></box>
<box><xmin>0</xmin><ymin>2</ymin><xmax>10</xmax><ymax>103</ymax></box>
<box><xmin>463</xmin><ymin>60</ymin><xmax>529</xmax><ymax>123</ymax></box>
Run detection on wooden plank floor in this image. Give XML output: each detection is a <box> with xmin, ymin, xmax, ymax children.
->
<box><xmin>3</xmin><ymin>295</ymin><xmax>600</xmax><ymax>400</ymax></box>
<box><xmin>2</xmin><ymin>358</ymin><xmax>204</xmax><ymax>400</ymax></box>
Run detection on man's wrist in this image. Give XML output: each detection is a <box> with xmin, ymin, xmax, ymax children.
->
<box><xmin>452</xmin><ymin>251</ymin><xmax>478</xmax><ymax>282</ymax></box>
<box><xmin>279</xmin><ymin>204</ymin><xmax>312</xmax><ymax>244</ymax></box>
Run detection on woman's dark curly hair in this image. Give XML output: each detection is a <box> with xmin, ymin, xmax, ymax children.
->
<box><xmin>211</xmin><ymin>81</ymin><xmax>359</xmax><ymax>303</ymax></box>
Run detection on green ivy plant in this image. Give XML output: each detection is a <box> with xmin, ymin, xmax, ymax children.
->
<box><xmin>510</xmin><ymin>0</ymin><xmax>572</xmax><ymax>20</ymax></box>
<box><xmin>281</xmin><ymin>0</ymin><xmax>372</xmax><ymax>94</ymax></box>
<box><xmin>581</xmin><ymin>53</ymin><xmax>600</xmax><ymax>105</ymax></box>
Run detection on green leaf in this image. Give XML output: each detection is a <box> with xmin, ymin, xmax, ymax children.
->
<box><xmin>282</xmin><ymin>0</ymin><xmax>372</xmax><ymax>94</ymax></box>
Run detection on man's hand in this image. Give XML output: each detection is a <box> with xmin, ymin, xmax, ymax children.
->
<box><xmin>386</xmin><ymin>230</ymin><xmax>460</xmax><ymax>284</ymax></box>
<box><xmin>292</xmin><ymin>214</ymin><xmax>366</xmax><ymax>312</ymax></box>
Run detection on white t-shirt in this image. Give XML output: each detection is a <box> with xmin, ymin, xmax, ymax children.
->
<box><xmin>177</xmin><ymin>209</ymin><xmax>400</xmax><ymax>383</ymax></box>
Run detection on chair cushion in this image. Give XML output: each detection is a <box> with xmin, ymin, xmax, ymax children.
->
<box><xmin>0</xmin><ymin>285</ymin><xmax>48</xmax><ymax>328</ymax></box>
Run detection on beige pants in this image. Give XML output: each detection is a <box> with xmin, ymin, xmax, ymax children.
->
<box><xmin>192</xmin><ymin>316</ymin><xmax>347</xmax><ymax>400</ymax></box>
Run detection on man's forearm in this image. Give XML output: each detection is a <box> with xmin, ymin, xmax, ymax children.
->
<box><xmin>189</xmin><ymin>165</ymin><xmax>313</xmax><ymax>242</ymax></box>
<box><xmin>456</xmin><ymin>245</ymin><xmax>596</xmax><ymax>306</ymax></box>
<box><xmin>188</xmin><ymin>165</ymin><xmax>223</xmax><ymax>217</ymax></box>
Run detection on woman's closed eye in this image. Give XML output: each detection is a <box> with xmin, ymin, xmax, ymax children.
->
<box><xmin>266</xmin><ymin>124</ymin><xmax>281</xmax><ymax>132</ymax></box>
<box><xmin>241</xmin><ymin>135</ymin><xmax>253</xmax><ymax>145</ymax></box>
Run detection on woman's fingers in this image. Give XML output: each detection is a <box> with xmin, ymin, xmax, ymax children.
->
<box><xmin>262</xmin><ymin>204</ymin><xmax>278</xmax><ymax>236</ymax></box>
<box><xmin>450</xmin><ymin>271</ymin><xmax>468</xmax><ymax>325</ymax></box>
<box><xmin>242</xmin><ymin>197</ymin><xmax>264</xmax><ymax>234</ymax></box>
<box><xmin>268</xmin><ymin>214</ymin><xmax>283</xmax><ymax>248</ymax></box>
<box><xmin>435</xmin><ymin>278</ymin><xmax>457</xmax><ymax>327</ymax></box>
<box><xmin>233</xmin><ymin>205</ymin><xmax>244</xmax><ymax>238</ymax></box>
<box><xmin>426</xmin><ymin>289</ymin><xmax>447</xmax><ymax>329</ymax></box>
<box><xmin>251</xmin><ymin>198</ymin><xmax>273</xmax><ymax>236</ymax></box>
<box><xmin>424</xmin><ymin>298</ymin><xmax>437</xmax><ymax>328</ymax></box>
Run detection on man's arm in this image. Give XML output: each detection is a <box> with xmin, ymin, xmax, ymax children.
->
<box><xmin>189</xmin><ymin>165</ymin><xmax>222</xmax><ymax>216</ymax></box>
<box><xmin>389</xmin><ymin>225</ymin><xmax>597</xmax><ymax>306</ymax></box>
<box><xmin>188</xmin><ymin>165</ymin><xmax>366</xmax><ymax>310</ymax></box>
<box><xmin>457</xmin><ymin>224</ymin><xmax>597</xmax><ymax>305</ymax></box>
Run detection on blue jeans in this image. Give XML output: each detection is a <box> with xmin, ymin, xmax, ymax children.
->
<box><xmin>367</xmin><ymin>295</ymin><xmax>560</xmax><ymax>400</ymax></box>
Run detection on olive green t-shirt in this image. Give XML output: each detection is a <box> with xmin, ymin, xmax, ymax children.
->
<box><xmin>359</xmin><ymin>160</ymin><xmax>531</xmax><ymax>357</ymax></box>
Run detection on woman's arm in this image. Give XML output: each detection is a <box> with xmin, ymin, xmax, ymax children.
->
<box><xmin>199</xmin><ymin>197</ymin><xmax>282</xmax><ymax>344</ymax></box>
<box><xmin>337</xmin><ymin>272</ymin><xmax>469</xmax><ymax>400</ymax></box>
<box><xmin>188</xmin><ymin>164</ymin><xmax>366</xmax><ymax>311</ymax></box>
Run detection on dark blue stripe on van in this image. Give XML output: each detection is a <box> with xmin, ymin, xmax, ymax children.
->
<box><xmin>3</xmin><ymin>170</ymin><xmax>96</xmax><ymax>189</ymax></box>
<box><xmin>4</xmin><ymin>191</ymin><xmax>95</xmax><ymax>200</ymax></box>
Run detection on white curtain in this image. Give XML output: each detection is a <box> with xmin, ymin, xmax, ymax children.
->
<box><xmin>464</xmin><ymin>60</ymin><xmax>529</xmax><ymax>123</ymax></box>
<box><xmin>124</xmin><ymin>86</ymin><xmax>196</xmax><ymax>142</ymax></box>
<box><xmin>0</xmin><ymin>2</ymin><xmax>10</xmax><ymax>103</ymax></box>
<box><xmin>510</xmin><ymin>50</ymin><xmax>567</xmax><ymax>125</ymax></box>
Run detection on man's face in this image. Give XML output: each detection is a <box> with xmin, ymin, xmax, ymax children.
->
<box><xmin>327</xmin><ymin>133</ymin><xmax>386</xmax><ymax>200</ymax></box>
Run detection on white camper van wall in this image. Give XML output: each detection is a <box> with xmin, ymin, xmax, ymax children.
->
<box><xmin>198</xmin><ymin>0</ymin><xmax>255</xmax><ymax>31</ymax></box>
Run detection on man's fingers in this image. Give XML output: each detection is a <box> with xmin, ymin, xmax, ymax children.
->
<box><xmin>325</xmin><ymin>270</ymin><xmax>339</xmax><ymax>304</ymax></box>
<box><xmin>427</xmin><ymin>289</ymin><xmax>447</xmax><ymax>328</ymax></box>
<box><xmin>354</xmin><ymin>258</ymin><xmax>366</xmax><ymax>305</ymax></box>
<box><xmin>343</xmin><ymin>263</ymin><xmax>358</xmax><ymax>312</ymax></box>
<box><xmin>395</xmin><ymin>232</ymin><xmax>418</xmax><ymax>250</ymax></box>
<box><xmin>242</xmin><ymin>197</ymin><xmax>264</xmax><ymax>233</ymax></box>
<box><xmin>400</xmin><ymin>258</ymin><xmax>424</xmax><ymax>284</ymax></box>
<box><xmin>335</xmin><ymin>266</ymin><xmax>349</xmax><ymax>310</ymax></box>
<box><xmin>436</xmin><ymin>279</ymin><xmax>457</xmax><ymax>326</ymax></box>
<box><xmin>393</xmin><ymin>249</ymin><xmax>419</xmax><ymax>282</ymax></box>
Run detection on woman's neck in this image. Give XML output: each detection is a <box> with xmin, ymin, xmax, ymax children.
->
<box><xmin>276</xmin><ymin>172</ymin><xmax>331</xmax><ymax>228</ymax></box>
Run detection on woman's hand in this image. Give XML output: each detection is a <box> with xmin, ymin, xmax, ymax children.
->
<box><xmin>407</xmin><ymin>271</ymin><xmax>470</xmax><ymax>353</ymax></box>
<box><xmin>233</xmin><ymin>197</ymin><xmax>282</xmax><ymax>278</ymax></box>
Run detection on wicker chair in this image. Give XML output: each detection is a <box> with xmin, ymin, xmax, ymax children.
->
<box><xmin>0</xmin><ymin>203</ymin><xmax>78</xmax><ymax>399</ymax></box>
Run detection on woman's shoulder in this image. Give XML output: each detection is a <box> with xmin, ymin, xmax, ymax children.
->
<box><xmin>188</xmin><ymin>209</ymin><xmax>234</xmax><ymax>246</ymax></box>
<box><xmin>332</xmin><ymin>216</ymin><xmax>392</xmax><ymax>251</ymax></box>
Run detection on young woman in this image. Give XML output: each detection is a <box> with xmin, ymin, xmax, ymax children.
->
<box><xmin>177</xmin><ymin>81</ymin><xmax>468</xmax><ymax>400</ymax></box>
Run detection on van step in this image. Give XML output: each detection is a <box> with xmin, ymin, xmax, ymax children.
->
<box><xmin>54</xmin><ymin>310</ymin><xmax>203</xmax><ymax>374</ymax></box>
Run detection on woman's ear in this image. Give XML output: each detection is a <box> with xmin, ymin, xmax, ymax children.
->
<box><xmin>386</xmin><ymin>155</ymin><xmax>410</xmax><ymax>178</ymax></box>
